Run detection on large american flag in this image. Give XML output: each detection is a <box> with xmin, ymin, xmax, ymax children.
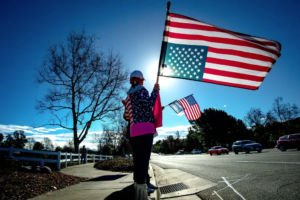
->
<box><xmin>158</xmin><ymin>13</ymin><xmax>281</xmax><ymax>90</ymax></box>
<box><xmin>178</xmin><ymin>95</ymin><xmax>201</xmax><ymax>121</ymax></box>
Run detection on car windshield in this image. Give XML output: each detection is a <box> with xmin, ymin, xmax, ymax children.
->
<box><xmin>289</xmin><ymin>135</ymin><xmax>296</xmax><ymax>139</ymax></box>
<box><xmin>242</xmin><ymin>141</ymin><xmax>254</xmax><ymax>144</ymax></box>
<box><xmin>215</xmin><ymin>146</ymin><xmax>222</xmax><ymax>149</ymax></box>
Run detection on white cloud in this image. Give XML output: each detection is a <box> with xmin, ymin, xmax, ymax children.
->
<box><xmin>224</xmin><ymin>105</ymin><xmax>227</xmax><ymax>107</ymax></box>
<box><xmin>0</xmin><ymin>124</ymin><xmax>64</xmax><ymax>135</ymax></box>
<box><xmin>1</xmin><ymin>124</ymin><xmax>192</xmax><ymax>148</ymax></box>
<box><xmin>156</xmin><ymin>125</ymin><xmax>191</xmax><ymax>137</ymax></box>
<box><xmin>177</xmin><ymin>112</ymin><xmax>185</xmax><ymax>116</ymax></box>
<box><xmin>0</xmin><ymin>124</ymin><xmax>32</xmax><ymax>133</ymax></box>
<box><xmin>33</xmin><ymin>127</ymin><xmax>63</xmax><ymax>133</ymax></box>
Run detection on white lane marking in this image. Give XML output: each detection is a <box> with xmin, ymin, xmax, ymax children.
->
<box><xmin>212</xmin><ymin>191</ymin><xmax>224</xmax><ymax>200</ymax></box>
<box><xmin>216</xmin><ymin>174</ymin><xmax>251</xmax><ymax>193</ymax></box>
<box><xmin>222</xmin><ymin>173</ymin><xmax>251</xmax><ymax>179</ymax></box>
<box><xmin>222</xmin><ymin>177</ymin><xmax>247</xmax><ymax>200</ymax></box>
<box><xmin>237</xmin><ymin>161</ymin><xmax>300</xmax><ymax>165</ymax></box>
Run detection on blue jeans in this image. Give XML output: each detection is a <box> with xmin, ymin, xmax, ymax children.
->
<box><xmin>81</xmin><ymin>154</ymin><xmax>86</xmax><ymax>164</ymax></box>
<box><xmin>131</xmin><ymin>133</ymin><xmax>153</xmax><ymax>184</ymax></box>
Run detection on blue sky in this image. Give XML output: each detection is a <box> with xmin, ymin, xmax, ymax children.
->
<box><xmin>1</xmin><ymin>0</ymin><xmax>299</xmax><ymax>149</ymax></box>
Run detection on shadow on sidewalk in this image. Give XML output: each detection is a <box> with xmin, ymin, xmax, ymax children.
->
<box><xmin>86</xmin><ymin>175</ymin><xmax>127</xmax><ymax>181</ymax></box>
<box><xmin>104</xmin><ymin>184</ymin><xmax>134</xmax><ymax>200</ymax></box>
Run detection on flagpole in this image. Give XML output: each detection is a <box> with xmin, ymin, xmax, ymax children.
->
<box><xmin>156</xmin><ymin>1</ymin><xmax>171</xmax><ymax>84</ymax></box>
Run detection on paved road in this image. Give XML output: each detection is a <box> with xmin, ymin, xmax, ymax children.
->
<box><xmin>150</xmin><ymin>148</ymin><xmax>300</xmax><ymax>200</ymax></box>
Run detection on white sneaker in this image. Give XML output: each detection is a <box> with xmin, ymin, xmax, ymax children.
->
<box><xmin>135</xmin><ymin>183</ymin><xmax>151</xmax><ymax>200</ymax></box>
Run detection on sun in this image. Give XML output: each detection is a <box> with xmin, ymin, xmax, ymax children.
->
<box><xmin>145</xmin><ymin>61</ymin><xmax>174</xmax><ymax>88</ymax></box>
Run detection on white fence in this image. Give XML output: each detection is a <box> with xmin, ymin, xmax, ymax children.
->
<box><xmin>0</xmin><ymin>147</ymin><xmax>113</xmax><ymax>170</ymax></box>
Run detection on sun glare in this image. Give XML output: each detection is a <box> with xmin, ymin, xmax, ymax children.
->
<box><xmin>146</xmin><ymin>61</ymin><xmax>174</xmax><ymax>88</ymax></box>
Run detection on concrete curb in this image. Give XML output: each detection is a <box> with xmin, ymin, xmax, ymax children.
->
<box><xmin>149</xmin><ymin>164</ymin><xmax>160</xmax><ymax>200</ymax></box>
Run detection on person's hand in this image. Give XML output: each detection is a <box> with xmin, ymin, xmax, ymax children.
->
<box><xmin>122</xmin><ymin>100</ymin><xmax>126</xmax><ymax>105</ymax></box>
<box><xmin>154</xmin><ymin>83</ymin><xmax>160</xmax><ymax>91</ymax></box>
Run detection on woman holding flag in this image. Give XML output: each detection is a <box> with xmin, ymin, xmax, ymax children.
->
<box><xmin>123</xmin><ymin>70</ymin><xmax>160</xmax><ymax>200</ymax></box>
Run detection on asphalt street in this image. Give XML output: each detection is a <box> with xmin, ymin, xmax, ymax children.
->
<box><xmin>150</xmin><ymin>148</ymin><xmax>300</xmax><ymax>200</ymax></box>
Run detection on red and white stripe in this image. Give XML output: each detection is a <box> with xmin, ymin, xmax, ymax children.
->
<box><xmin>179</xmin><ymin>99</ymin><xmax>201</xmax><ymax>121</ymax></box>
<box><xmin>124</xmin><ymin>95</ymin><xmax>133</xmax><ymax>125</ymax></box>
<box><xmin>163</xmin><ymin>13</ymin><xmax>281</xmax><ymax>90</ymax></box>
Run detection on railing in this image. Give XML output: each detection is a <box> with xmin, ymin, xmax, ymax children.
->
<box><xmin>60</xmin><ymin>152</ymin><xmax>113</xmax><ymax>168</ymax></box>
<box><xmin>0</xmin><ymin>147</ymin><xmax>113</xmax><ymax>170</ymax></box>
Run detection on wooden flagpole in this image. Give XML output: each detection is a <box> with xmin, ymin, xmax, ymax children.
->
<box><xmin>156</xmin><ymin>1</ymin><xmax>171</xmax><ymax>84</ymax></box>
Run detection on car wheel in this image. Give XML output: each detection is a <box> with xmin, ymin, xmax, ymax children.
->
<box><xmin>217</xmin><ymin>151</ymin><xmax>220</xmax><ymax>155</ymax></box>
<box><xmin>234</xmin><ymin>150</ymin><xmax>238</xmax><ymax>154</ymax></box>
<box><xmin>210</xmin><ymin>152</ymin><xmax>212</xmax><ymax>156</ymax></box>
<box><xmin>227</xmin><ymin>152</ymin><xmax>229</xmax><ymax>154</ymax></box>
<box><xmin>279</xmin><ymin>145</ymin><xmax>286</xmax><ymax>152</ymax></box>
<box><xmin>244</xmin><ymin>148</ymin><xmax>249</xmax><ymax>154</ymax></box>
<box><xmin>258</xmin><ymin>149</ymin><xmax>262</xmax><ymax>153</ymax></box>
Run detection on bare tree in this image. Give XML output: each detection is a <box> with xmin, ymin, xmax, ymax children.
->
<box><xmin>175</xmin><ymin>131</ymin><xmax>180</xmax><ymax>139</ymax></box>
<box><xmin>244</xmin><ymin>108</ymin><xmax>266</xmax><ymax>129</ymax></box>
<box><xmin>94</xmin><ymin>130</ymin><xmax>108</xmax><ymax>152</ymax></box>
<box><xmin>94</xmin><ymin>125</ymin><xmax>120</xmax><ymax>153</ymax></box>
<box><xmin>36</xmin><ymin>29</ymin><xmax>128</xmax><ymax>152</ymax></box>
<box><xmin>108</xmin><ymin>110</ymin><xmax>127</xmax><ymax>152</ymax></box>
<box><xmin>26</xmin><ymin>137</ymin><xmax>36</xmax><ymax>150</ymax></box>
<box><xmin>62</xmin><ymin>139</ymin><xmax>75</xmax><ymax>152</ymax></box>
<box><xmin>94</xmin><ymin>110</ymin><xmax>129</xmax><ymax>155</ymax></box>
<box><xmin>43</xmin><ymin>137</ymin><xmax>54</xmax><ymax>150</ymax></box>
<box><xmin>66</xmin><ymin>139</ymin><xmax>75</xmax><ymax>149</ymax></box>
<box><xmin>271</xmin><ymin>97</ymin><xmax>300</xmax><ymax>122</ymax></box>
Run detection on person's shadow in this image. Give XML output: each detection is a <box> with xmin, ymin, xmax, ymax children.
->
<box><xmin>104</xmin><ymin>184</ymin><xmax>134</xmax><ymax>200</ymax></box>
<box><xmin>86</xmin><ymin>175</ymin><xmax>126</xmax><ymax>181</ymax></box>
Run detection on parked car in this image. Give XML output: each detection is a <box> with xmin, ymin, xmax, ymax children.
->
<box><xmin>232</xmin><ymin>140</ymin><xmax>262</xmax><ymax>154</ymax></box>
<box><xmin>209</xmin><ymin>146</ymin><xmax>229</xmax><ymax>156</ymax></box>
<box><xmin>191</xmin><ymin>149</ymin><xmax>202</xmax><ymax>154</ymax></box>
<box><xmin>176</xmin><ymin>151</ymin><xmax>182</xmax><ymax>155</ymax></box>
<box><xmin>276</xmin><ymin>133</ymin><xmax>300</xmax><ymax>151</ymax></box>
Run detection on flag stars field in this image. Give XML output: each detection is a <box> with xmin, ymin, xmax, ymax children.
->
<box><xmin>164</xmin><ymin>44</ymin><xmax>207</xmax><ymax>81</ymax></box>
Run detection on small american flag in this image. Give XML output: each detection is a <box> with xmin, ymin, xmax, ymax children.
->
<box><xmin>158</xmin><ymin>13</ymin><xmax>281</xmax><ymax>90</ymax></box>
<box><xmin>169</xmin><ymin>100</ymin><xmax>184</xmax><ymax>114</ymax></box>
<box><xmin>178</xmin><ymin>95</ymin><xmax>201</xmax><ymax>121</ymax></box>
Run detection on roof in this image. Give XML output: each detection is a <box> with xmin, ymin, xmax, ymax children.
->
<box><xmin>281</xmin><ymin>133</ymin><xmax>300</xmax><ymax>137</ymax></box>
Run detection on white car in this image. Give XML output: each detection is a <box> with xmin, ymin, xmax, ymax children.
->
<box><xmin>191</xmin><ymin>149</ymin><xmax>202</xmax><ymax>154</ymax></box>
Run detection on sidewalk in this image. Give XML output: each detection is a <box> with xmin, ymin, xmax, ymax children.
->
<box><xmin>30</xmin><ymin>163</ymin><xmax>156</xmax><ymax>200</ymax></box>
<box><xmin>30</xmin><ymin>163</ymin><xmax>133</xmax><ymax>200</ymax></box>
<box><xmin>30</xmin><ymin>162</ymin><xmax>214</xmax><ymax>200</ymax></box>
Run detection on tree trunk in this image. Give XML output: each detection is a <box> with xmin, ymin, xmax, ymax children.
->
<box><xmin>74</xmin><ymin>130</ymin><xmax>79</xmax><ymax>153</ymax></box>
